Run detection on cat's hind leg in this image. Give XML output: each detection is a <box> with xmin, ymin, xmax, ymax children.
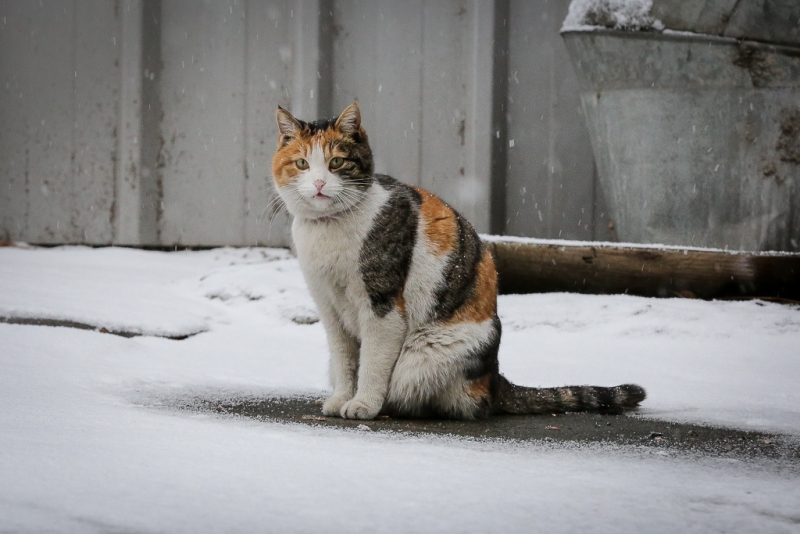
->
<box><xmin>386</xmin><ymin>319</ymin><xmax>500</xmax><ymax>420</ymax></box>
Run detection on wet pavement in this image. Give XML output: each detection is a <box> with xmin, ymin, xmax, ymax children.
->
<box><xmin>181</xmin><ymin>394</ymin><xmax>800</xmax><ymax>464</ymax></box>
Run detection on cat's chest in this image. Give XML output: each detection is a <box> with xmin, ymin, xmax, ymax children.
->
<box><xmin>294</xmin><ymin>221</ymin><xmax>363</xmax><ymax>287</ymax></box>
<box><xmin>292</xmin><ymin>184</ymin><xmax>388</xmax><ymax>289</ymax></box>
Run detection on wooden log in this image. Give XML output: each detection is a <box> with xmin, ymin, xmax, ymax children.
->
<box><xmin>483</xmin><ymin>239</ymin><xmax>800</xmax><ymax>300</ymax></box>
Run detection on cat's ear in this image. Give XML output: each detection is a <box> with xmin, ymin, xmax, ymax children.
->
<box><xmin>335</xmin><ymin>102</ymin><xmax>362</xmax><ymax>137</ymax></box>
<box><xmin>276</xmin><ymin>106</ymin><xmax>302</xmax><ymax>146</ymax></box>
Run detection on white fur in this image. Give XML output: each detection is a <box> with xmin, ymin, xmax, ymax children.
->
<box><xmin>387</xmin><ymin>320</ymin><xmax>495</xmax><ymax>417</ymax></box>
<box><xmin>402</xmin><ymin>218</ymin><xmax>451</xmax><ymax>328</ymax></box>
<box><xmin>277</xmin><ymin>165</ymin><xmax>491</xmax><ymax>420</ymax></box>
<box><xmin>291</xmin><ymin>182</ymin><xmax>406</xmax><ymax>419</ymax></box>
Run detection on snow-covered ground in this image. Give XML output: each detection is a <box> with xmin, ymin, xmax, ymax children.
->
<box><xmin>2</xmin><ymin>245</ymin><xmax>799</xmax><ymax>533</ymax></box>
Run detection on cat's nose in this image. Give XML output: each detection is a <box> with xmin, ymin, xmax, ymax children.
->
<box><xmin>314</xmin><ymin>180</ymin><xmax>326</xmax><ymax>192</ymax></box>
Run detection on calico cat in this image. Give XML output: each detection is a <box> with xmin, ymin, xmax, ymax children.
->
<box><xmin>272</xmin><ymin>102</ymin><xmax>645</xmax><ymax>420</ymax></box>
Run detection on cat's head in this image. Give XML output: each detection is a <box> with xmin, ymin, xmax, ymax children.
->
<box><xmin>271</xmin><ymin>102</ymin><xmax>374</xmax><ymax>220</ymax></box>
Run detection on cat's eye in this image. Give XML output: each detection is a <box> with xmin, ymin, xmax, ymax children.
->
<box><xmin>295</xmin><ymin>158</ymin><xmax>309</xmax><ymax>170</ymax></box>
<box><xmin>329</xmin><ymin>157</ymin><xmax>344</xmax><ymax>170</ymax></box>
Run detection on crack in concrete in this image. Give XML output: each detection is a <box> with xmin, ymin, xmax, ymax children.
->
<box><xmin>0</xmin><ymin>315</ymin><xmax>202</xmax><ymax>340</ymax></box>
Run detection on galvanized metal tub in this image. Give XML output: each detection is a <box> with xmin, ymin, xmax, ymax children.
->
<box><xmin>562</xmin><ymin>29</ymin><xmax>800</xmax><ymax>252</ymax></box>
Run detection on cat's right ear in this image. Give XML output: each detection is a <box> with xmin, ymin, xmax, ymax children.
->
<box><xmin>276</xmin><ymin>106</ymin><xmax>301</xmax><ymax>146</ymax></box>
<box><xmin>335</xmin><ymin>102</ymin><xmax>362</xmax><ymax>138</ymax></box>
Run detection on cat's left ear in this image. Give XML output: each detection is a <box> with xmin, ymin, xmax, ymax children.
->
<box><xmin>276</xmin><ymin>106</ymin><xmax>302</xmax><ymax>146</ymax></box>
<box><xmin>335</xmin><ymin>102</ymin><xmax>362</xmax><ymax>138</ymax></box>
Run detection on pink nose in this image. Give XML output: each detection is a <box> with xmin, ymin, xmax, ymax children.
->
<box><xmin>314</xmin><ymin>180</ymin><xmax>325</xmax><ymax>192</ymax></box>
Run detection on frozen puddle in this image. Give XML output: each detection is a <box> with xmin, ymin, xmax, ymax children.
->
<box><xmin>168</xmin><ymin>393</ymin><xmax>800</xmax><ymax>465</ymax></box>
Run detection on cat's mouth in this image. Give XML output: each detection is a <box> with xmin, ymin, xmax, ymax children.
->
<box><xmin>312</xmin><ymin>193</ymin><xmax>331</xmax><ymax>199</ymax></box>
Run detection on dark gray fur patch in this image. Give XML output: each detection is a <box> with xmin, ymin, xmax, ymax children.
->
<box><xmin>299</xmin><ymin>117</ymin><xmax>337</xmax><ymax>134</ymax></box>
<box><xmin>359</xmin><ymin>176</ymin><xmax>422</xmax><ymax>317</ymax></box>
<box><xmin>330</xmin><ymin>137</ymin><xmax>374</xmax><ymax>191</ymax></box>
<box><xmin>493</xmin><ymin>377</ymin><xmax>647</xmax><ymax>415</ymax></box>
<box><xmin>431</xmin><ymin>212</ymin><xmax>483</xmax><ymax>322</ymax></box>
<box><xmin>464</xmin><ymin>315</ymin><xmax>501</xmax><ymax>381</ymax></box>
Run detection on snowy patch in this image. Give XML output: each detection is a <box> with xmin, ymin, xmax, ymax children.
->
<box><xmin>1</xmin><ymin>246</ymin><xmax>799</xmax><ymax>532</ymax></box>
<box><xmin>480</xmin><ymin>233</ymin><xmax>797</xmax><ymax>256</ymax></box>
<box><xmin>562</xmin><ymin>0</ymin><xmax>665</xmax><ymax>32</ymax></box>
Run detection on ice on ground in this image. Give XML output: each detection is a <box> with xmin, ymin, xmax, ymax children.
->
<box><xmin>1</xmin><ymin>245</ymin><xmax>799</xmax><ymax>533</ymax></box>
<box><xmin>562</xmin><ymin>0</ymin><xmax>665</xmax><ymax>32</ymax></box>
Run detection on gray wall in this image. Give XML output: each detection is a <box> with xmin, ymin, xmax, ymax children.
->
<box><xmin>0</xmin><ymin>0</ymin><xmax>599</xmax><ymax>247</ymax></box>
<box><xmin>506</xmin><ymin>0</ymin><xmax>608</xmax><ymax>241</ymax></box>
<box><xmin>0</xmin><ymin>1</ymin><xmax>122</xmax><ymax>243</ymax></box>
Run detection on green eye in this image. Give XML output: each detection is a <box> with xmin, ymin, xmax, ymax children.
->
<box><xmin>329</xmin><ymin>157</ymin><xmax>344</xmax><ymax>170</ymax></box>
<box><xmin>295</xmin><ymin>158</ymin><xmax>309</xmax><ymax>170</ymax></box>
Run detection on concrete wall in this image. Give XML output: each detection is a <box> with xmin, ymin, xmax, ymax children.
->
<box><xmin>506</xmin><ymin>0</ymin><xmax>608</xmax><ymax>241</ymax></box>
<box><xmin>0</xmin><ymin>0</ymin><xmax>597</xmax><ymax>247</ymax></box>
<box><xmin>0</xmin><ymin>0</ymin><xmax>122</xmax><ymax>244</ymax></box>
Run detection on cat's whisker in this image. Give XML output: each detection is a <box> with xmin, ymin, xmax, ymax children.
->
<box><xmin>262</xmin><ymin>195</ymin><xmax>290</xmax><ymax>243</ymax></box>
<box><xmin>259</xmin><ymin>193</ymin><xmax>286</xmax><ymax>225</ymax></box>
<box><xmin>334</xmin><ymin>193</ymin><xmax>369</xmax><ymax>224</ymax></box>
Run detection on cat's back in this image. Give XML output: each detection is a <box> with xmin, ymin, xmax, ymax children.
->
<box><xmin>358</xmin><ymin>175</ymin><xmax>497</xmax><ymax>328</ymax></box>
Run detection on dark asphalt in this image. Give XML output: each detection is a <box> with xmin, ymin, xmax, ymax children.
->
<box><xmin>182</xmin><ymin>394</ymin><xmax>800</xmax><ymax>464</ymax></box>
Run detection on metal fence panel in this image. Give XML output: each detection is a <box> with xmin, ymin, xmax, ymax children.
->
<box><xmin>0</xmin><ymin>0</ymin><xmax>597</xmax><ymax>247</ymax></box>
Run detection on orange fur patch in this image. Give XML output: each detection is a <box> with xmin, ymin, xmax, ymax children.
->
<box><xmin>466</xmin><ymin>373</ymin><xmax>492</xmax><ymax>401</ymax></box>
<box><xmin>271</xmin><ymin>128</ymin><xmax>352</xmax><ymax>189</ymax></box>
<box><xmin>271</xmin><ymin>142</ymin><xmax>306</xmax><ymax>188</ymax></box>
<box><xmin>414</xmin><ymin>187</ymin><xmax>457</xmax><ymax>256</ymax></box>
<box><xmin>446</xmin><ymin>249</ymin><xmax>498</xmax><ymax>325</ymax></box>
<box><xmin>395</xmin><ymin>291</ymin><xmax>407</xmax><ymax>318</ymax></box>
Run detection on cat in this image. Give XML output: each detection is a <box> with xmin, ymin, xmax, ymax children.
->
<box><xmin>271</xmin><ymin>102</ymin><xmax>645</xmax><ymax>420</ymax></box>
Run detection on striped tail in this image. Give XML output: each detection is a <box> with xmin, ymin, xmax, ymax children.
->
<box><xmin>493</xmin><ymin>374</ymin><xmax>646</xmax><ymax>415</ymax></box>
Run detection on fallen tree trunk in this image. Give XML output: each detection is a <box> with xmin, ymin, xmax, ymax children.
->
<box><xmin>483</xmin><ymin>238</ymin><xmax>800</xmax><ymax>301</ymax></box>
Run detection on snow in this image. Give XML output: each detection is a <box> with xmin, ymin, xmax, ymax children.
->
<box><xmin>480</xmin><ymin>233</ymin><xmax>798</xmax><ymax>255</ymax></box>
<box><xmin>562</xmin><ymin>0</ymin><xmax>665</xmax><ymax>32</ymax></box>
<box><xmin>2</xmin><ymin>245</ymin><xmax>799</xmax><ymax>532</ymax></box>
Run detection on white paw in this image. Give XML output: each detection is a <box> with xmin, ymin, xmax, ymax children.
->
<box><xmin>340</xmin><ymin>398</ymin><xmax>381</xmax><ymax>420</ymax></box>
<box><xmin>322</xmin><ymin>395</ymin><xmax>350</xmax><ymax>417</ymax></box>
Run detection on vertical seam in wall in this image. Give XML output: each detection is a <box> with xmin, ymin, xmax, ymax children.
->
<box><xmin>154</xmin><ymin>0</ymin><xmax>163</xmax><ymax>244</ymax></box>
<box><xmin>468</xmin><ymin>0</ymin><xmax>483</xmax><ymax>229</ymax></box>
<box><xmin>71</xmin><ymin>0</ymin><xmax>78</xmax><ymax>240</ymax></box>
<box><xmin>546</xmin><ymin>16</ymin><xmax>556</xmax><ymax>238</ymax></box>
<box><xmin>489</xmin><ymin>0</ymin><xmax>509</xmax><ymax>235</ymax></box>
<box><xmin>317</xmin><ymin>0</ymin><xmax>334</xmax><ymax>118</ymax></box>
<box><xmin>416</xmin><ymin>2</ymin><xmax>426</xmax><ymax>188</ymax></box>
<box><xmin>111</xmin><ymin>0</ymin><xmax>122</xmax><ymax>241</ymax></box>
<box><xmin>292</xmin><ymin>0</ymin><xmax>304</xmax><ymax>116</ymax></box>
<box><xmin>140</xmin><ymin>0</ymin><xmax>163</xmax><ymax>244</ymax></box>
<box><xmin>242</xmin><ymin>0</ymin><xmax>250</xmax><ymax>244</ymax></box>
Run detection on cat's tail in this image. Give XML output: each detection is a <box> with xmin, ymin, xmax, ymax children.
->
<box><xmin>492</xmin><ymin>375</ymin><xmax>645</xmax><ymax>415</ymax></box>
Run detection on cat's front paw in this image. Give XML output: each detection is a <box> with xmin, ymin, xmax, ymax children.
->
<box><xmin>322</xmin><ymin>395</ymin><xmax>351</xmax><ymax>417</ymax></box>
<box><xmin>340</xmin><ymin>398</ymin><xmax>381</xmax><ymax>420</ymax></box>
